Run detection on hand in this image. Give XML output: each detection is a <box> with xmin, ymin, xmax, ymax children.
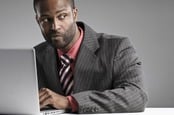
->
<box><xmin>39</xmin><ymin>88</ymin><xmax>71</xmax><ymax>110</ymax></box>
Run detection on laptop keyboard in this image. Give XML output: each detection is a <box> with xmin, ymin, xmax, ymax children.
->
<box><xmin>41</xmin><ymin>110</ymin><xmax>65</xmax><ymax>115</ymax></box>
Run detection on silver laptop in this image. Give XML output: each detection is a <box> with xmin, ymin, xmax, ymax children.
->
<box><xmin>0</xmin><ymin>49</ymin><xmax>64</xmax><ymax>115</ymax></box>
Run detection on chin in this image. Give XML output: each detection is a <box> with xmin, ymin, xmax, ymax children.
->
<box><xmin>53</xmin><ymin>42</ymin><xmax>65</xmax><ymax>49</ymax></box>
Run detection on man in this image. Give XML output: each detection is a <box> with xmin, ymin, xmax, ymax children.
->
<box><xmin>34</xmin><ymin>0</ymin><xmax>148</xmax><ymax>113</ymax></box>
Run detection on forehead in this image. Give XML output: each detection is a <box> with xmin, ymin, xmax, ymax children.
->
<box><xmin>36</xmin><ymin>0</ymin><xmax>71</xmax><ymax>15</ymax></box>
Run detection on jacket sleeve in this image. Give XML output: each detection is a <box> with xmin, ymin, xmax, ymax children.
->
<box><xmin>72</xmin><ymin>38</ymin><xmax>148</xmax><ymax>113</ymax></box>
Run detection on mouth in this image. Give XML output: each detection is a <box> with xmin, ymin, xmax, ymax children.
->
<box><xmin>50</xmin><ymin>31</ymin><xmax>63</xmax><ymax>37</ymax></box>
<box><xmin>51</xmin><ymin>34</ymin><xmax>62</xmax><ymax>37</ymax></box>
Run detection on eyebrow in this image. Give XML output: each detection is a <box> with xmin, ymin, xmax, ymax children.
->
<box><xmin>56</xmin><ymin>8</ymin><xmax>67</xmax><ymax>14</ymax></box>
<box><xmin>40</xmin><ymin>8</ymin><xmax>68</xmax><ymax>17</ymax></box>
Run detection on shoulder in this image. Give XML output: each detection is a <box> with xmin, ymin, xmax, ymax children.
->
<box><xmin>78</xmin><ymin>21</ymin><xmax>130</xmax><ymax>45</ymax></box>
<box><xmin>97</xmin><ymin>33</ymin><xmax>131</xmax><ymax>48</ymax></box>
<box><xmin>34</xmin><ymin>42</ymin><xmax>52</xmax><ymax>54</ymax></box>
<box><xmin>34</xmin><ymin>42</ymin><xmax>48</xmax><ymax>51</ymax></box>
<box><xmin>98</xmin><ymin>33</ymin><xmax>128</xmax><ymax>42</ymax></box>
<box><xmin>34</xmin><ymin>42</ymin><xmax>55</xmax><ymax>59</ymax></box>
<box><xmin>78</xmin><ymin>21</ymin><xmax>131</xmax><ymax>48</ymax></box>
<box><xmin>97</xmin><ymin>33</ymin><xmax>136</xmax><ymax>58</ymax></box>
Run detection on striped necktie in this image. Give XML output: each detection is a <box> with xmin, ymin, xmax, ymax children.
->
<box><xmin>59</xmin><ymin>54</ymin><xmax>73</xmax><ymax>96</ymax></box>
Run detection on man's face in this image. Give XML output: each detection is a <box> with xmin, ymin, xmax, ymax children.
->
<box><xmin>35</xmin><ymin>0</ymin><xmax>77</xmax><ymax>49</ymax></box>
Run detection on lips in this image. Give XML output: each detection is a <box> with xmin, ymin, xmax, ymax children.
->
<box><xmin>52</xmin><ymin>34</ymin><xmax>62</xmax><ymax>37</ymax></box>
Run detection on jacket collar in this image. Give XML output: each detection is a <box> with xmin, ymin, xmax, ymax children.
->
<box><xmin>77</xmin><ymin>22</ymin><xmax>100</xmax><ymax>54</ymax></box>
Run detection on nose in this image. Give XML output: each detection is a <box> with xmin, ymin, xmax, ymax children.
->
<box><xmin>51</xmin><ymin>18</ymin><xmax>61</xmax><ymax>30</ymax></box>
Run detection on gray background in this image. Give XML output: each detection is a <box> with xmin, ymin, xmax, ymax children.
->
<box><xmin>0</xmin><ymin>0</ymin><xmax>174</xmax><ymax>107</ymax></box>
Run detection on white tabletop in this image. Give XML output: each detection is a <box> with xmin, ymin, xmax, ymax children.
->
<box><xmin>62</xmin><ymin>108</ymin><xmax>174</xmax><ymax>115</ymax></box>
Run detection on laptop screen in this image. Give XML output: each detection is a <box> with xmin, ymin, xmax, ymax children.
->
<box><xmin>0</xmin><ymin>49</ymin><xmax>40</xmax><ymax>114</ymax></box>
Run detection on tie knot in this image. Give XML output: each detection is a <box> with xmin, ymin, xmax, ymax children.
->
<box><xmin>60</xmin><ymin>54</ymin><xmax>73</xmax><ymax>65</ymax></box>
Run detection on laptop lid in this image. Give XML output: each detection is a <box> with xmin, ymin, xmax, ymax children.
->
<box><xmin>0</xmin><ymin>49</ymin><xmax>40</xmax><ymax>114</ymax></box>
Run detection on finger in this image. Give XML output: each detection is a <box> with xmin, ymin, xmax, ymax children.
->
<box><xmin>39</xmin><ymin>88</ymin><xmax>47</xmax><ymax>97</ymax></box>
<box><xmin>40</xmin><ymin>93</ymin><xmax>49</xmax><ymax>104</ymax></box>
<box><xmin>39</xmin><ymin>89</ymin><xmax>51</xmax><ymax>104</ymax></box>
<box><xmin>39</xmin><ymin>91</ymin><xmax>47</xmax><ymax>101</ymax></box>
<box><xmin>40</xmin><ymin>95</ymin><xmax>52</xmax><ymax>109</ymax></box>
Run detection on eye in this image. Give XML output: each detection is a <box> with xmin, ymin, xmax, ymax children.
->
<box><xmin>40</xmin><ymin>18</ymin><xmax>51</xmax><ymax>24</ymax></box>
<box><xmin>58</xmin><ymin>14</ymin><xmax>67</xmax><ymax>20</ymax></box>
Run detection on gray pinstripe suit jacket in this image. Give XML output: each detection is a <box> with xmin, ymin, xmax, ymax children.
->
<box><xmin>34</xmin><ymin>22</ymin><xmax>148</xmax><ymax>113</ymax></box>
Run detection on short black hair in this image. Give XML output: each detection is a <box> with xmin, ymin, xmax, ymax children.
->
<box><xmin>33</xmin><ymin>0</ymin><xmax>75</xmax><ymax>13</ymax></box>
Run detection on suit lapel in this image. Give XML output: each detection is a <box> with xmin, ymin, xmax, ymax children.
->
<box><xmin>73</xmin><ymin>45</ymin><xmax>97</xmax><ymax>92</ymax></box>
<box><xmin>73</xmin><ymin>22</ymin><xmax>100</xmax><ymax>93</ymax></box>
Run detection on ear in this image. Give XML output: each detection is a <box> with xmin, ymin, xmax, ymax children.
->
<box><xmin>73</xmin><ymin>8</ymin><xmax>78</xmax><ymax>21</ymax></box>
